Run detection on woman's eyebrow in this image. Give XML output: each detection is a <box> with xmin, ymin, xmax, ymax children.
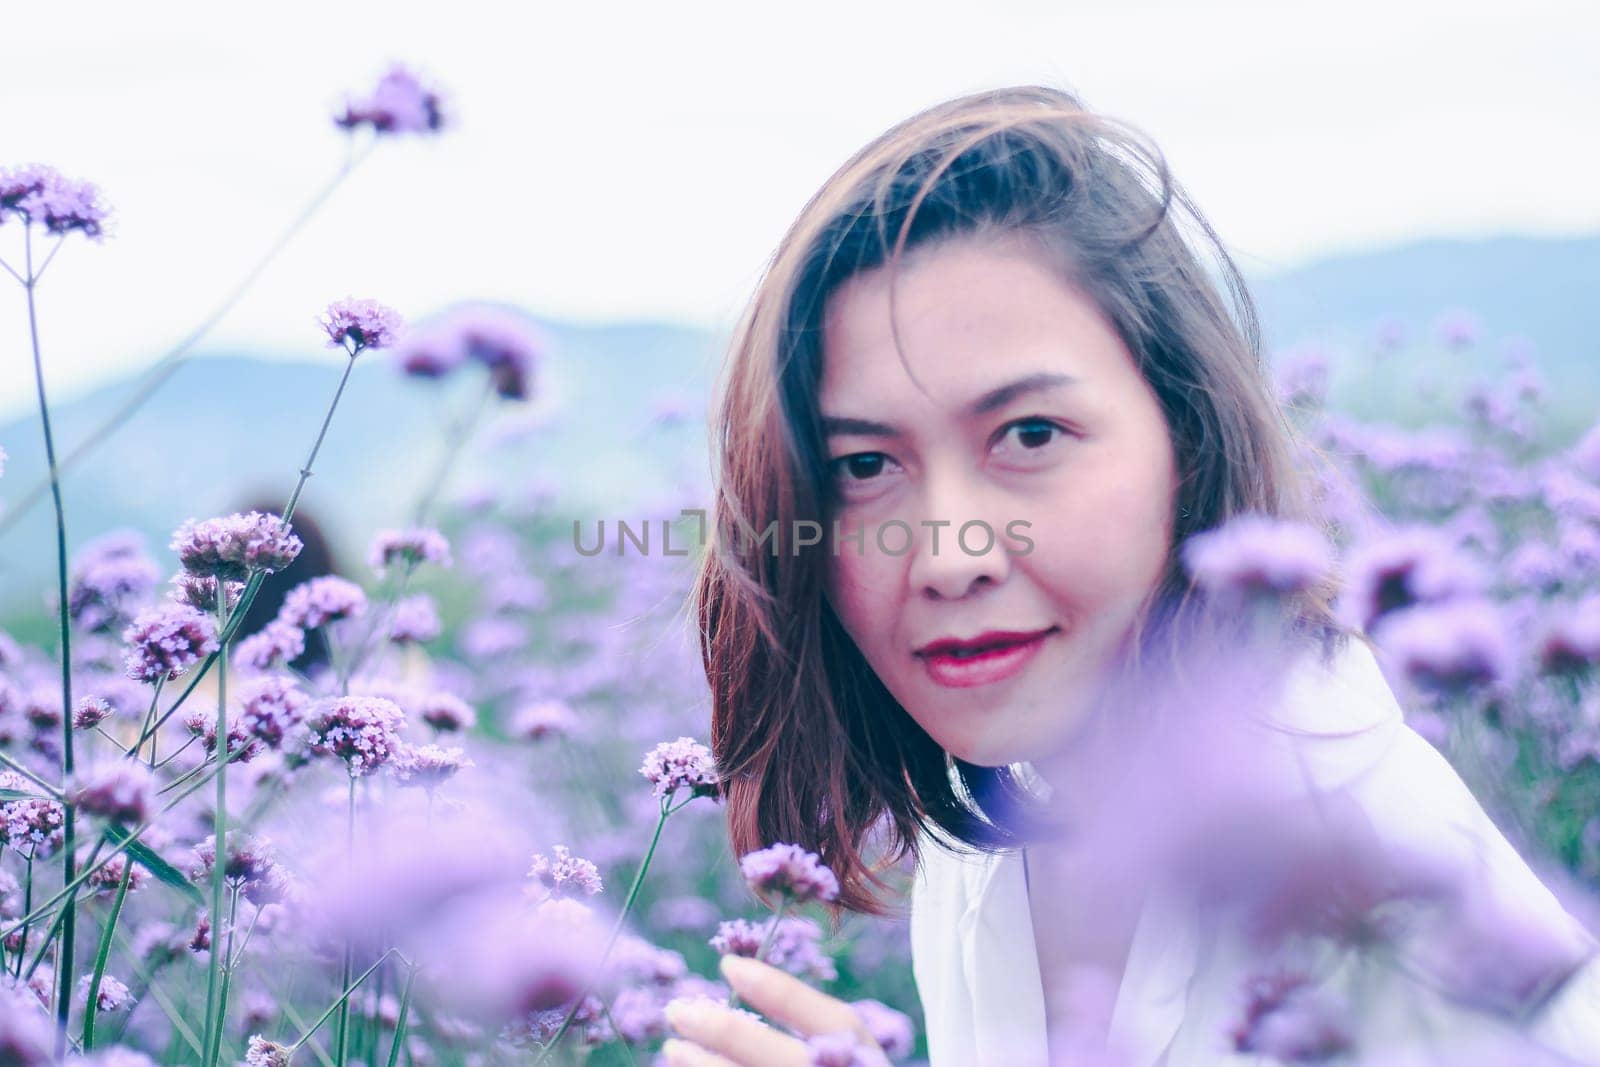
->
<box><xmin>821</xmin><ymin>371</ymin><xmax>1078</xmax><ymax>438</ymax></box>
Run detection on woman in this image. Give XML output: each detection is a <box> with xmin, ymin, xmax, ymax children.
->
<box><xmin>670</xmin><ymin>86</ymin><xmax>1600</xmax><ymax>1065</ymax></box>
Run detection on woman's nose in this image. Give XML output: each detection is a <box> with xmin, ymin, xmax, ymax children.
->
<box><xmin>905</xmin><ymin>477</ymin><xmax>1012</xmax><ymax>601</ymax></box>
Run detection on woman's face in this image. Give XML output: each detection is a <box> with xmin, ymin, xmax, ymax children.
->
<box><xmin>818</xmin><ymin>232</ymin><xmax>1180</xmax><ymax>778</ymax></box>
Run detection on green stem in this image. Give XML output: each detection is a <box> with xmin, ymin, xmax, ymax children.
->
<box><xmin>14</xmin><ymin>857</ymin><xmax>32</xmax><ymax>980</ymax></box>
<box><xmin>334</xmin><ymin>773</ymin><xmax>356</xmax><ymax>1065</ymax></box>
<box><xmin>208</xmin><ymin>887</ymin><xmax>241</xmax><ymax>1067</ymax></box>
<box><xmin>533</xmin><ymin>798</ymin><xmax>673</xmax><ymax>1065</ymax></box>
<box><xmin>81</xmin><ymin>856</ymin><xmax>135</xmax><ymax>1049</ymax></box>
<box><xmin>385</xmin><ymin>962</ymin><xmax>417</xmax><ymax>1067</ymax></box>
<box><xmin>22</xmin><ymin>224</ymin><xmax>79</xmax><ymax>1060</ymax></box>
<box><xmin>201</xmin><ymin>584</ymin><xmax>230</xmax><ymax>1066</ymax></box>
<box><xmin>290</xmin><ymin>948</ymin><xmax>404</xmax><ymax>1056</ymax></box>
<box><xmin>728</xmin><ymin>898</ymin><xmax>792</xmax><ymax>1010</ymax></box>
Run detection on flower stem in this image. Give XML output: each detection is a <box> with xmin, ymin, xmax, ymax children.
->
<box><xmin>533</xmin><ymin>798</ymin><xmax>673</xmax><ymax>1065</ymax></box>
<box><xmin>290</xmin><ymin>948</ymin><xmax>404</xmax><ymax>1056</ymax></box>
<box><xmin>23</xmin><ymin>223</ymin><xmax>79</xmax><ymax>1062</ymax></box>
<box><xmin>384</xmin><ymin>961</ymin><xmax>418</xmax><ymax>1067</ymax></box>
<box><xmin>334</xmin><ymin>773</ymin><xmax>357</xmax><ymax>1065</ymax></box>
<box><xmin>201</xmin><ymin>585</ymin><xmax>231</xmax><ymax>1065</ymax></box>
<box><xmin>728</xmin><ymin>899</ymin><xmax>791</xmax><ymax>1011</ymax></box>
<box><xmin>81</xmin><ymin>855</ymin><xmax>134</xmax><ymax>1050</ymax></box>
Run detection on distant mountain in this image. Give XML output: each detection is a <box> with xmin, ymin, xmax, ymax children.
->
<box><xmin>2</xmin><ymin>233</ymin><xmax>1596</xmax><ymax>622</ymax></box>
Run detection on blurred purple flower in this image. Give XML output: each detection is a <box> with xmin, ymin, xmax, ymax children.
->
<box><xmin>189</xmin><ymin>832</ymin><xmax>289</xmax><ymax>908</ymax></box>
<box><xmin>66</xmin><ymin>531</ymin><xmax>161</xmax><ymax>634</ymax></box>
<box><xmin>713</xmin><ymin>915</ymin><xmax>837</xmax><ymax>982</ymax></box>
<box><xmin>0</xmin><ymin>163</ymin><xmax>110</xmax><ymax>239</ymax></box>
<box><xmin>739</xmin><ymin>843</ymin><xmax>839</xmax><ymax>905</ymax></box>
<box><xmin>1373</xmin><ymin>599</ymin><xmax>1513</xmax><ymax>693</ymax></box>
<box><xmin>303</xmin><ymin>694</ymin><xmax>406</xmax><ymax>776</ymax></box>
<box><xmin>418</xmin><ymin>691</ymin><xmax>477</xmax><ymax>734</ymax></box>
<box><xmin>456</xmin><ymin>306</ymin><xmax>544</xmax><ymax>401</ymax></box>
<box><xmin>510</xmin><ymin>699</ymin><xmax>580</xmax><ymax>742</ymax></box>
<box><xmin>244</xmin><ymin>1036</ymin><xmax>291</xmax><ymax>1067</ymax></box>
<box><xmin>335</xmin><ymin>64</ymin><xmax>446</xmax><ymax>135</ymax></box>
<box><xmin>368</xmin><ymin>526</ymin><xmax>452</xmax><ymax>578</ymax></box>
<box><xmin>171</xmin><ymin>511</ymin><xmax>301</xmax><ymax>584</ymax></box>
<box><xmin>1435</xmin><ymin>308</ymin><xmax>1481</xmax><ymax>349</ymax></box>
<box><xmin>319</xmin><ymin>297</ymin><xmax>403</xmax><ymax>353</ymax></box>
<box><xmin>234</xmin><ymin>619</ymin><xmax>306</xmax><ymax>673</ymax></box>
<box><xmin>67</xmin><ymin>761</ymin><xmax>155</xmax><ymax>825</ymax></box>
<box><xmin>806</xmin><ymin>1031</ymin><xmax>876</xmax><ymax>1067</ymax></box>
<box><xmin>75</xmin><ymin>973</ymin><xmax>131</xmax><ymax>1013</ymax></box>
<box><xmin>639</xmin><ymin>737</ymin><xmax>719</xmax><ymax>802</ymax></box>
<box><xmin>167</xmin><ymin>572</ymin><xmax>245</xmax><ymax>615</ymax></box>
<box><xmin>1535</xmin><ymin>596</ymin><xmax>1600</xmax><ymax>676</ymax></box>
<box><xmin>1229</xmin><ymin>969</ymin><xmax>1352</xmax><ymax>1061</ymax></box>
<box><xmin>1181</xmin><ymin>514</ymin><xmax>1334</xmax><ymax>601</ymax></box>
<box><xmin>851</xmin><ymin>998</ymin><xmax>915</xmax><ymax>1060</ymax></box>
<box><xmin>279</xmin><ymin>575</ymin><xmax>368</xmax><ymax>630</ymax></box>
<box><xmin>1338</xmin><ymin>526</ymin><xmax>1487</xmax><ymax>632</ymax></box>
<box><xmin>121</xmin><ymin>603</ymin><xmax>219</xmax><ymax>683</ymax></box>
<box><xmin>393</xmin><ymin>742</ymin><xmax>471</xmax><ymax>794</ymax></box>
<box><xmin>234</xmin><ymin>673</ymin><xmax>311</xmax><ymax>750</ymax></box>
<box><xmin>389</xmin><ymin>594</ymin><xmax>442</xmax><ymax>645</ymax></box>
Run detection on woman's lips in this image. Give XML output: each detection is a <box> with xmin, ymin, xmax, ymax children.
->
<box><xmin>918</xmin><ymin>627</ymin><xmax>1057</xmax><ymax>689</ymax></box>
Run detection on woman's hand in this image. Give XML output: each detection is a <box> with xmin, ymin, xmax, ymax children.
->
<box><xmin>661</xmin><ymin>954</ymin><xmax>891</xmax><ymax>1066</ymax></box>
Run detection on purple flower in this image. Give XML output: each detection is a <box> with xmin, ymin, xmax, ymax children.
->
<box><xmin>121</xmin><ymin>603</ymin><xmax>219</xmax><ymax>683</ymax></box>
<box><xmin>418</xmin><ymin>691</ymin><xmax>476</xmax><ymax>733</ymax></box>
<box><xmin>303</xmin><ymin>694</ymin><xmax>406</xmax><ymax>776</ymax></box>
<box><xmin>456</xmin><ymin>306</ymin><xmax>544</xmax><ymax>400</ymax></box>
<box><xmin>368</xmin><ymin>526</ymin><xmax>452</xmax><ymax>578</ymax></box>
<box><xmin>393</xmin><ymin>743</ymin><xmax>470</xmax><ymax>793</ymax></box>
<box><xmin>1338</xmin><ymin>525</ymin><xmax>1487</xmax><ymax>632</ymax></box>
<box><xmin>0</xmin><ymin>164</ymin><xmax>111</xmax><ymax>239</ymax></box>
<box><xmin>67</xmin><ymin>761</ymin><xmax>155</xmax><ymax>825</ymax></box>
<box><xmin>806</xmin><ymin>1031</ymin><xmax>875</xmax><ymax>1067</ymax></box>
<box><xmin>738</xmin><ymin>843</ymin><xmax>839</xmax><ymax>905</ymax></box>
<box><xmin>66</xmin><ymin>530</ymin><xmax>160</xmax><ymax>634</ymax></box>
<box><xmin>1181</xmin><ymin>515</ymin><xmax>1334</xmax><ymax>601</ymax></box>
<box><xmin>712</xmin><ymin>916</ymin><xmax>837</xmax><ymax>982</ymax></box>
<box><xmin>167</xmin><ymin>572</ymin><xmax>244</xmax><ymax>615</ymax></box>
<box><xmin>639</xmin><ymin>736</ymin><xmax>719</xmax><ymax>802</ymax></box>
<box><xmin>71</xmin><ymin>696</ymin><xmax>112</xmax><ymax>730</ymax></box>
<box><xmin>1535</xmin><ymin>595</ymin><xmax>1600</xmax><ymax>675</ymax></box>
<box><xmin>388</xmin><ymin>594</ymin><xmax>441</xmax><ymax>644</ymax></box>
<box><xmin>234</xmin><ymin>619</ymin><xmax>306</xmax><ymax>673</ymax></box>
<box><xmin>171</xmin><ymin>511</ymin><xmax>302</xmax><ymax>582</ymax></box>
<box><xmin>319</xmin><ymin>297</ymin><xmax>403</xmax><ymax>353</ymax></box>
<box><xmin>510</xmin><ymin>699</ymin><xmax>580</xmax><ymax>741</ymax></box>
<box><xmin>851</xmin><ymin>998</ymin><xmax>915</xmax><ymax>1060</ymax></box>
<box><xmin>184</xmin><ymin>708</ymin><xmax>262</xmax><ymax>764</ymax></box>
<box><xmin>1374</xmin><ymin>598</ymin><xmax>1514</xmax><ymax>692</ymax></box>
<box><xmin>244</xmin><ymin>1036</ymin><xmax>291</xmax><ymax>1067</ymax></box>
<box><xmin>235</xmin><ymin>674</ymin><xmax>311</xmax><ymax>750</ymax></box>
<box><xmin>0</xmin><ymin>771</ymin><xmax>64</xmax><ymax>859</ymax></box>
<box><xmin>526</xmin><ymin>845</ymin><xmax>604</xmax><ymax>901</ymax></box>
<box><xmin>76</xmin><ymin>973</ymin><xmax>132</xmax><ymax>1013</ymax></box>
<box><xmin>189</xmin><ymin>832</ymin><xmax>289</xmax><ymax>908</ymax></box>
<box><xmin>1435</xmin><ymin>307</ymin><xmax>1481</xmax><ymax>349</ymax></box>
<box><xmin>335</xmin><ymin>64</ymin><xmax>446</xmax><ymax>135</ymax></box>
<box><xmin>279</xmin><ymin>575</ymin><xmax>367</xmax><ymax>630</ymax></box>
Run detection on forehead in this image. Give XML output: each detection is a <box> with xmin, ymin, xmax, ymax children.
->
<box><xmin>817</xmin><ymin>235</ymin><xmax>1127</xmax><ymax>413</ymax></box>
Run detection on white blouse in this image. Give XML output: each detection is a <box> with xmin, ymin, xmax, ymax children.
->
<box><xmin>908</xmin><ymin>637</ymin><xmax>1600</xmax><ymax>1065</ymax></box>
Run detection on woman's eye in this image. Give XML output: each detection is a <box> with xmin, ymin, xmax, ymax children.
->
<box><xmin>830</xmin><ymin>453</ymin><xmax>891</xmax><ymax>483</ymax></box>
<box><xmin>995</xmin><ymin>417</ymin><xmax>1066</xmax><ymax>454</ymax></box>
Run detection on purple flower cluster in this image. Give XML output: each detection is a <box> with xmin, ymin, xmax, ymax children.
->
<box><xmin>1374</xmin><ymin>598</ymin><xmax>1513</xmax><ymax>693</ymax></box>
<box><xmin>1229</xmin><ymin>969</ymin><xmax>1352</xmax><ymax>1061</ymax></box>
<box><xmin>511</xmin><ymin>699</ymin><xmax>580</xmax><ymax>741</ymax></box>
<box><xmin>1338</xmin><ymin>525</ymin><xmax>1487</xmax><ymax>633</ymax></box>
<box><xmin>303</xmin><ymin>694</ymin><xmax>406</xmax><ymax>776</ymax></box>
<box><xmin>243</xmin><ymin>1036</ymin><xmax>291</xmax><ymax>1067</ymax></box>
<box><xmin>806</xmin><ymin>1031</ymin><xmax>877</xmax><ymax>1067</ymax></box>
<box><xmin>639</xmin><ymin>737</ymin><xmax>720</xmax><ymax>802</ymax></box>
<box><xmin>0</xmin><ymin>163</ymin><xmax>110</xmax><ymax>239</ymax></box>
<box><xmin>71</xmin><ymin>696</ymin><xmax>113</xmax><ymax>730</ymax></box>
<box><xmin>1181</xmin><ymin>515</ymin><xmax>1334</xmax><ymax>601</ymax></box>
<box><xmin>388</xmin><ymin>594</ymin><xmax>442</xmax><ymax>644</ymax></box>
<box><xmin>167</xmin><ymin>572</ymin><xmax>244</xmax><ymax>615</ymax></box>
<box><xmin>526</xmin><ymin>845</ymin><xmax>604</xmax><ymax>901</ymax></box>
<box><xmin>171</xmin><ymin>511</ymin><xmax>302</xmax><ymax>582</ymax></box>
<box><xmin>76</xmin><ymin>973</ymin><xmax>132</xmax><ymax>1013</ymax></box>
<box><xmin>0</xmin><ymin>771</ymin><xmax>65</xmax><ymax>859</ymax></box>
<box><xmin>392</xmin><ymin>304</ymin><xmax>545</xmax><ymax>400</ymax></box>
<box><xmin>66</xmin><ymin>531</ymin><xmax>160</xmax><ymax>634</ymax></box>
<box><xmin>738</xmin><ymin>843</ymin><xmax>840</xmax><ymax>905</ymax></box>
<box><xmin>233</xmin><ymin>619</ymin><xmax>306</xmax><ymax>673</ymax></box>
<box><xmin>334</xmin><ymin>64</ymin><xmax>446</xmax><ymax>135</ymax></box>
<box><xmin>711</xmin><ymin>915</ymin><xmax>837</xmax><ymax>982</ymax></box>
<box><xmin>393</xmin><ymin>743</ymin><xmax>470</xmax><ymax>793</ymax></box>
<box><xmin>319</xmin><ymin>297</ymin><xmax>404</xmax><ymax>353</ymax></box>
<box><xmin>234</xmin><ymin>674</ymin><xmax>311</xmax><ymax>750</ymax></box>
<box><xmin>368</xmin><ymin>526</ymin><xmax>452</xmax><ymax>578</ymax></box>
<box><xmin>279</xmin><ymin>575</ymin><xmax>367</xmax><ymax>630</ymax></box>
<box><xmin>66</xmin><ymin>761</ymin><xmax>156</xmax><ymax>825</ymax></box>
<box><xmin>418</xmin><ymin>691</ymin><xmax>477</xmax><ymax>733</ymax></box>
<box><xmin>121</xmin><ymin>603</ymin><xmax>219</xmax><ymax>683</ymax></box>
<box><xmin>189</xmin><ymin>832</ymin><xmax>289</xmax><ymax>908</ymax></box>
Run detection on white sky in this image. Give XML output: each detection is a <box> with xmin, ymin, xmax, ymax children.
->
<box><xmin>1</xmin><ymin>0</ymin><xmax>1595</xmax><ymax>416</ymax></box>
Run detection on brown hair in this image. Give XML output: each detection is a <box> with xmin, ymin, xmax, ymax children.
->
<box><xmin>690</xmin><ymin>84</ymin><xmax>1353</xmax><ymax>925</ymax></box>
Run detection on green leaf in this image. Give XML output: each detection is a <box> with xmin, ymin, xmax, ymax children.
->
<box><xmin>106</xmin><ymin>825</ymin><xmax>204</xmax><ymax>905</ymax></box>
<box><xmin>0</xmin><ymin>788</ymin><xmax>48</xmax><ymax>802</ymax></box>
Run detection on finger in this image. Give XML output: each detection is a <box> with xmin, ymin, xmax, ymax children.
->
<box><xmin>664</xmin><ymin>997</ymin><xmax>812</xmax><ymax>1066</ymax></box>
<box><xmin>662</xmin><ymin>1037</ymin><xmax>741</xmax><ymax>1067</ymax></box>
<box><xmin>718</xmin><ymin>954</ymin><xmax>879</xmax><ymax>1046</ymax></box>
